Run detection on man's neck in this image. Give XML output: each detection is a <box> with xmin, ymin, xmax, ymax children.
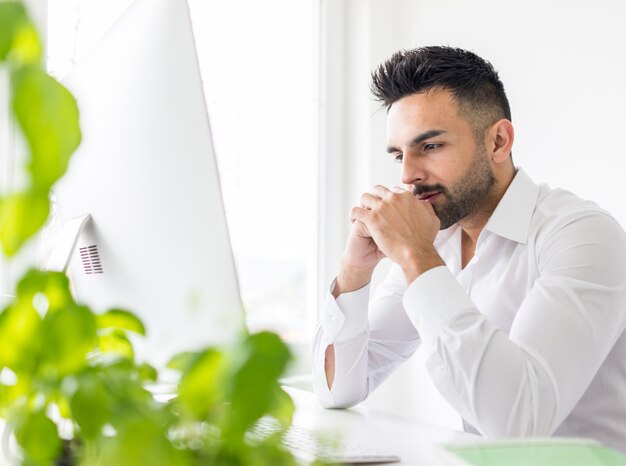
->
<box><xmin>458</xmin><ymin>165</ymin><xmax>517</xmax><ymax>268</ymax></box>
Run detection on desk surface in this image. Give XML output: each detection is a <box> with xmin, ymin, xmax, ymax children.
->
<box><xmin>285</xmin><ymin>387</ymin><xmax>475</xmax><ymax>465</ymax></box>
<box><xmin>0</xmin><ymin>387</ymin><xmax>473</xmax><ymax>466</ymax></box>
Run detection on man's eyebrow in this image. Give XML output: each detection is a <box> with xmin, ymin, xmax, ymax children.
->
<box><xmin>386</xmin><ymin>129</ymin><xmax>446</xmax><ymax>153</ymax></box>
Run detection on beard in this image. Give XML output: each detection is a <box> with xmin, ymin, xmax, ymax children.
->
<box><xmin>412</xmin><ymin>147</ymin><xmax>496</xmax><ymax>230</ymax></box>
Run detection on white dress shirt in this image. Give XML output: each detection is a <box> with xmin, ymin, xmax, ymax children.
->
<box><xmin>312</xmin><ymin>168</ymin><xmax>626</xmax><ymax>453</ymax></box>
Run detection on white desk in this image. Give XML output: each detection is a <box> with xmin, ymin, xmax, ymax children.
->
<box><xmin>285</xmin><ymin>387</ymin><xmax>476</xmax><ymax>465</ymax></box>
<box><xmin>0</xmin><ymin>388</ymin><xmax>474</xmax><ymax>466</ymax></box>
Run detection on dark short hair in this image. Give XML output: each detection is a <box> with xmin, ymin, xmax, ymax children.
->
<box><xmin>371</xmin><ymin>46</ymin><xmax>511</xmax><ymax>140</ymax></box>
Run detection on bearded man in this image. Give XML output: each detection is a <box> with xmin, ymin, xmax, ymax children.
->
<box><xmin>312</xmin><ymin>46</ymin><xmax>626</xmax><ymax>453</ymax></box>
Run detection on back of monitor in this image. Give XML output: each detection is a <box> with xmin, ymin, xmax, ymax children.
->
<box><xmin>53</xmin><ymin>0</ymin><xmax>246</xmax><ymax>368</ymax></box>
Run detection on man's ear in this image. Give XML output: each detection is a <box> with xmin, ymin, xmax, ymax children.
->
<box><xmin>488</xmin><ymin>119</ymin><xmax>514</xmax><ymax>164</ymax></box>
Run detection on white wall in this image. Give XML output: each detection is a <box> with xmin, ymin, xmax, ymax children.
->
<box><xmin>320</xmin><ymin>0</ymin><xmax>626</xmax><ymax>430</ymax></box>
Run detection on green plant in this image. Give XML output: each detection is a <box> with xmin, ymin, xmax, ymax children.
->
<box><xmin>0</xmin><ymin>0</ymin><xmax>80</xmax><ymax>256</ymax></box>
<box><xmin>0</xmin><ymin>2</ymin><xmax>304</xmax><ymax>465</ymax></box>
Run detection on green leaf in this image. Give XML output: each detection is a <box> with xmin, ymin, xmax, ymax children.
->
<box><xmin>0</xmin><ymin>373</ymin><xmax>32</xmax><ymax>418</ymax></box>
<box><xmin>41</xmin><ymin>304</ymin><xmax>98</xmax><ymax>376</ymax></box>
<box><xmin>166</xmin><ymin>351</ymin><xmax>198</xmax><ymax>373</ymax></box>
<box><xmin>15</xmin><ymin>410</ymin><xmax>62</xmax><ymax>465</ymax></box>
<box><xmin>99</xmin><ymin>417</ymin><xmax>191</xmax><ymax>466</ymax></box>
<box><xmin>15</xmin><ymin>269</ymin><xmax>75</xmax><ymax>312</ymax></box>
<box><xmin>54</xmin><ymin>394</ymin><xmax>72</xmax><ymax>420</ymax></box>
<box><xmin>97</xmin><ymin>308</ymin><xmax>146</xmax><ymax>335</ymax></box>
<box><xmin>0</xmin><ymin>270</ymin><xmax>80</xmax><ymax>372</ymax></box>
<box><xmin>86</xmin><ymin>360</ymin><xmax>137</xmax><ymax>403</ymax></box>
<box><xmin>226</xmin><ymin>332</ymin><xmax>292</xmax><ymax>439</ymax></box>
<box><xmin>0</xmin><ymin>190</ymin><xmax>50</xmax><ymax>256</ymax></box>
<box><xmin>138</xmin><ymin>362</ymin><xmax>158</xmax><ymax>382</ymax></box>
<box><xmin>230</xmin><ymin>437</ymin><xmax>299</xmax><ymax>466</ymax></box>
<box><xmin>0</xmin><ymin>2</ymin><xmax>23</xmax><ymax>61</ymax></box>
<box><xmin>10</xmin><ymin>19</ymin><xmax>41</xmax><ymax>64</ymax></box>
<box><xmin>98</xmin><ymin>328</ymin><xmax>135</xmax><ymax>360</ymax></box>
<box><xmin>70</xmin><ymin>374</ymin><xmax>111</xmax><ymax>439</ymax></box>
<box><xmin>12</xmin><ymin>65</ymin><xmax>81</xmax><ymax>190</ymax></box>
<box><xmin>0</xmin><ymin>1</ymin><xmax>41</xmax><ymax>64</ymax></box>
<box><xmin>0</xmin><ymin>296</ymin><xmax>42</xmax><ymax>372</ymax></box>
<box><xmin>266</xmin><ymin>386</ymin><xmax>295</xmax><ymax>427</ymax></box>
<box><xmin>177</xmin><ymin>349</ymin><xmax>230</xmax><ymax>419</ymax></box>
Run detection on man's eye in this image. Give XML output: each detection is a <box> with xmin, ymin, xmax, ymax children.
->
<box><xmin>394</xmin><ymin>154</ymin><xmax>403</xmax><ymax>163</ymax></box>
<box><xmin>424</xmin><ymin>143</ymin><xmax>441</xmax><ymax>151</ymax></box>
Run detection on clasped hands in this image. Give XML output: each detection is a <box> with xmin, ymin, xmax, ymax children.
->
<box><xmin>340</xmin><ymin>185</ymin><xmax>444</xmax><ymax>288</ymax></box>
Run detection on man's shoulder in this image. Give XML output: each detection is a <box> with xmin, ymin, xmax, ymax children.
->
<box><xmin>531</xmin><ymin>183</ymin><xmax>624</xmax><ymax>240</ymax></box>
<box><xmin>535</xmin><ymin>183</ymin><xmax>610</xmax><ymax>218</ymax></box>
<box><xmin>529</xmin><ymin>183</ymin><xmax>626</xmax><ymax>280</ymax></box>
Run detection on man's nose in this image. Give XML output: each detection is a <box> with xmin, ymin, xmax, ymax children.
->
<box><xmin>401</xmin><ymin>154</ymin><xmax>427</xmax><ymax>186</ymax></box>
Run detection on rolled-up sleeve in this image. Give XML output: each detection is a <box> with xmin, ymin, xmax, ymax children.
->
<box><xmin>312</xmin><ymin>280</ymin><xmax>371</xmax><ymax>407</ymax></box>
<box><xmin>312</xmin><ymin>265</ymin><xmax>421</xmax><ymax>408</ymax></box>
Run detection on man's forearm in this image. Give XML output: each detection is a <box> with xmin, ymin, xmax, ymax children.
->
<box><xmin>333</xmin><ymin>257</ymin><xmax>376</xmax><ymax>299</ymax></box>
<box><xmin>324</xmin><ymin>344</ymin><xmax>335</xmax><ymax>389</ymax></box>
<box><xmin>399</xmin><ymin>247</ymin><xmax>446</xmax><ymax>284</ymax></box>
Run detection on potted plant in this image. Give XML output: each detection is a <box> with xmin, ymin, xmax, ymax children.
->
<box><xmin>0</xmin><ymin>2</ymin><xmax>308</xmax><ymax>464</ymax></box>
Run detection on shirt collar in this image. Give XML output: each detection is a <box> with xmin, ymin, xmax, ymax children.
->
<box><xmin>483</xmin><ymin>167</ymin><xmax>540</xmax><ymax>245</ymax></box>
<box><xmin>434</xmin><ymin>223</ymin><xmax>459</xmax><ymax>250</ymax></box>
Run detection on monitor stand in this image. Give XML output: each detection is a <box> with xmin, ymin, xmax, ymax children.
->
<box><xmin>44</xmin><ymin>213</ymin><xmax>91</xmax><ymax>273</ymax></box>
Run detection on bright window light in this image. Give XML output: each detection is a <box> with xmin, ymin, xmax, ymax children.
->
<box><xmin>188</xmin><ymin>0</ymin><xmax>319</xmax><ymax>346</ymax></box>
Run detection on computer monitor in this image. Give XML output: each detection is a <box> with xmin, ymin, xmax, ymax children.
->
<box><xmin>51</xmin><ymin>0</ymin><xmax>246</xmax><ymax>370</ymax></box>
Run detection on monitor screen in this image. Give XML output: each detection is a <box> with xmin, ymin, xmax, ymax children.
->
<box><xmin>52</xmin><ymin>0</ymin><xmax>246</xmax><ymax>370</ymax></box>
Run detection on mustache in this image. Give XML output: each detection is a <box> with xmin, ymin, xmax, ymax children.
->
<box><xmin>412</xmin><ymin>184</ymin><xmax>447</xmax><ymax>196</ymax></box>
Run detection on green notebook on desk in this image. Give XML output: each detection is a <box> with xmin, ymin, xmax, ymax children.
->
<box><xmin>439</xmin><ymin>438</ymin><xmax>626</xmax><ymax>466</ymax></box>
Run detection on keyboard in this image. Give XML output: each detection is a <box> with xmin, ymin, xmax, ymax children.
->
<box><xmin>251</xmin><ymin>417</ymin><xmax>401</xmax><ymax>464</ymax></box>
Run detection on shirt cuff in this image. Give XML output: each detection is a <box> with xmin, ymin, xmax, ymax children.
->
<box><xmin>321</xmin><ymin>279</ymin><xmax>370</xmax><ymax>342</ymax></box>
<box><xmin>402</xmin><ymin>266</ymin><xmax>475</xmax><ymax>347</ymax></box>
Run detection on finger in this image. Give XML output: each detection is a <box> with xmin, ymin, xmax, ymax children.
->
<box><xmin>350</xmin><ymin>205</ymin><xmax>371</xmax><ymax>223</ymax></box>
<box><xmin>352</xmin><ymin>219</ymin><xmax>372</xmax><ymax>238</ymax></box>
<box><xmin>372</xmin><ymin>184</ymin><xmax>412</xmax><ymax>200</ymax></box>
<box><xmin>360</xmin><ymin>192</ymin><xmax>383</xmax><ymax>210</ymax></box>
<box><xmin>371</xmin><ymin>185</ymin><xmax>393</xmax><ymax>199</ymax></box>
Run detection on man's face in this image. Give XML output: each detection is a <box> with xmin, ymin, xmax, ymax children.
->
<box><xmin>386</xmin><ymin>88</ymin><xmax>496</xmax><ymax>230</ymax></box>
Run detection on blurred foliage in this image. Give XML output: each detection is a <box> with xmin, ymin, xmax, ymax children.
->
<box><xmin>0</xmin><ymin>0</ymin><xmax>80</xmax><ymax>256</ymax></box>
<box><xmin>0</xmin><ymin>2</ymin><xmax>309</xmax><ymax>465</ymax></box>
<box><xmin>0</xmin><ymin>269</ymin><xmax>300</xmax><ymax>465</ymax></box>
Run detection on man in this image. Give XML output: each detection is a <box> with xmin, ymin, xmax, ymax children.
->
<box><xmin>312</xmin><ymin>46</ymin><xmax>626</xmax><ymax>452</ymax></box>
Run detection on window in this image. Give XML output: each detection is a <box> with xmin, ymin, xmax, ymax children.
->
<box><xmin>188</xmin><ymin>0</ymin><xmax>319</xmax><ymax>349</ymax></box>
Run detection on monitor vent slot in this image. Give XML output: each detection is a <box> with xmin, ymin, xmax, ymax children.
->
<box><xmin>80</xmin><ymin>245</ymin><xmax>103</xmax><ymax>274</ymax></box>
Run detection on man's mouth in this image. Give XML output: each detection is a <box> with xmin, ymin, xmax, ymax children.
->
<box><xmin>417</xmin><ymin>192</ymin><xmax>441</xmax><ymax>202</ymax></box>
